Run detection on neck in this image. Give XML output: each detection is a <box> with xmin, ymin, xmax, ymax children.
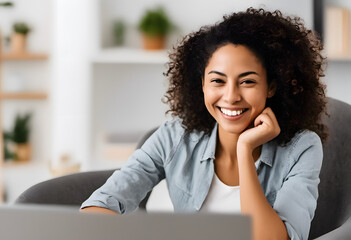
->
<box><xmin>216</xmin><ymin>125</ymin><xmax>262</xmax><ymax>163</ymax></box>
<box><xmin>216</xmin><ymin>125</ymin><xmax>240</xmax><ymax>162</ymax></box>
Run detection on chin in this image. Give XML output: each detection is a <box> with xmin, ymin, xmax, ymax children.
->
<box><xmin>219</xmin><ymin>123</ymin><xmax>248</xmax><ymax>135</ymax></box>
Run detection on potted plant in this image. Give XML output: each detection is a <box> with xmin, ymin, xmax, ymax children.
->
<box><xmin>11</xmin><ymin>113</ymin><xmax>32</xmax><ymax>162</ymax></box>
<box><xmin>11</xmin><ymin>21</ymin><xmax>31</xmax><ymax>53</ymax></box>
<box><xmin>138</xmin><ymin>7</ymin><xmax>173</xmax><ymax>50</ymax></box>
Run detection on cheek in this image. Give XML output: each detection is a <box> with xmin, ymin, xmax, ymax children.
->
<box><xmin>203</xmin><ymin>88</ymin><xmax>215</xmax><ymax>104</ymax></box>
<box><xmin>203</xmin><ymin>89</ymin><xmax>220</xmax><ymax>116</ymax></box>
<box><xmin>247</xmin><ymin>91</ymin><xmax>268</xmax><ymax>111</ymax></box>
<box><xmin>203</xmin><ymin>92</ymin><xmax>213</xmax><ymax>112</ymax></box>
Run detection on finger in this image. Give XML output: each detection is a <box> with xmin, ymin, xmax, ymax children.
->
<box><xmin>262</xmin><ymin>107</ymin><xmax>274</xmax><ymax>117</ymax></box>
<box><xmin>254</xmin><ymin>112</ymin><xmax>272</xmax><ymax>127</ymax></box>
<box><xmin>262</xmin><ymin>107</ymin><xmax>272</xmax><ymax>113</ymax></box>
<box><xmin>267</xmin><ymin>111</ymin><xmax>279</xmax><ymax>128</ymax></box>
<box><xmin>261</xmin><ymin>107</ymin><xmax>279</xmax><ymax>126</ymax></box>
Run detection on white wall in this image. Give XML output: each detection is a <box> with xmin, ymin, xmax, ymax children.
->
<box><xmin>50</xmin><ymin>0</ymin><xmax>99</xmax><ymax>166</ymax></box>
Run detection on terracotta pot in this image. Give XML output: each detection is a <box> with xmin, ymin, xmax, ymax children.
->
<box><xmin>142</xmin><ymin>34</ymin><xmax>166</xmax><ymax>50</ymax></box>
<box><xmin>11</xmin><ymin>33</ymin><xmax>27</xmax><ymax>53</ymax></box>
<box><xmin>14</xmin><ymin>143</ymin><xmax>31</xmax><ymax>162</ymax></box>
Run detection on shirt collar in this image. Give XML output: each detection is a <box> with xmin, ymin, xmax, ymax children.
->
<box><xmin>257</xmin><ymin>140</ymin><xmax>274</xmax><ymax>167</ymax></box>
<box><xmin>201</xmin><ymin>122</ymin><xmax>275</xmax><ymax>168</ymax></box>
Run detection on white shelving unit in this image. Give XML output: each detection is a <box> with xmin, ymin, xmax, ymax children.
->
<box><xmin>93</xmin><ymin>48</ymin><xmax>169</xmax><ymax>64</ymax></box>
<box><xmin>0</xmin><ymin>52</ymin><xmax>50</xmax><ymax>203</ymax></box>
<box><xmin>0</xmin><ymin>0</ymin><xmax>52</xmax><ymax>204</ymax></box>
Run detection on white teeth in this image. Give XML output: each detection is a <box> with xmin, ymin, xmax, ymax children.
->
<box><xmin>220</xmin><ymin>108</ymin><xmax>245</xmax><ymax>116</ymax></box>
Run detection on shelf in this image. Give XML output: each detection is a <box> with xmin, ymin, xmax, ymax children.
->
<box><xmin>3</xmin><ymin>160</ymin><xmax>33</xmax><ymax>167</ymax></box>
<box><xmin>93</xmin><ymin>47</ymin><xmax>169</xmax><ymax>64</ymax></box>
<box><xmin>327</xmin><ymin>55</ymin><xmax>351</xmax><ymax>62</ymax></box>
<box><xmin>0</xmin><ymin>92</ymin><xmax>48</xmax><ymax>99</ymax></box>
<box><xmin>1</xmin><ymin>53</ymin><xmax>48</xmax><ymax>60</ymax></box>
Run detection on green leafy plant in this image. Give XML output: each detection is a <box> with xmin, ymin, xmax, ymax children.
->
<box><xmin>113</xmin><ymin>19</ymin><xmax>126</xmax><ymax>46</ymax></box>
<box><xmin>13</xmin><ymin>22</ymin><xmax>31</xmax><ymax>35</ymax></box>
<box><xmin>12</xmin><ymin>113</ymin><xmax>31</xmax><ymax>144</ymax></box>
<box><xmin>0</xmin><ymin>2</ymin><xmax>13</xmax><ymax>7</ymax></box>
<box><xmin>138</xmin><ymin>7</ymin><xmax>173</xmax><ymax>37</ymax></box>
<box><xmin>3</xmin><ymin>131</ymin><xmax>15</xmax><ymax>161</ymax></box>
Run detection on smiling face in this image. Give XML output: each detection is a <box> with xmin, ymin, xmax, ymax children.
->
<box><xmin>202</xmin><ymin>43</ymin><xmax>275</xmax><ymax>136</ymax></box>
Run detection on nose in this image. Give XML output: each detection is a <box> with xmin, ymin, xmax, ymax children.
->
<box><xmin>223</xmin><ymin>82</ymin><xmax>241</xmax><ymax>104</ymax></box>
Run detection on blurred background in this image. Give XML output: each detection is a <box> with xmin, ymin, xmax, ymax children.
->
<box><xmin>0</xmin><ymin>0</ymin><xmax>350</xmax><ymax>209</ymax></box>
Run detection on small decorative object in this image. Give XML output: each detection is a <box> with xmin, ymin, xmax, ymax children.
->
<box><xmin>138</xmin><ymin>7</ymin><xmax>173</xmax><ymax>50</ymax></box>
<box><xmin>50</xmin><ymin>153</ymin><xmax>81</xmax><ymax>177</ymax></box>
<box><xmin>11</xmin><ymin>113</ymin><xmax>32</xmax><ymax>162</ymax></box>
<box><xmin>0</xmin><ymin>2</ymin><xmax>14</xmax><ymax>50</ymax></box>
<box><xmin>113</xmin><ymin>19</ymin><xmax>125</xmax><ymax>46</ymax></box>
<box><xmin>11</xmin><ymin>22</ymin><xmax>31</xmax><ymax>53</ymax></box>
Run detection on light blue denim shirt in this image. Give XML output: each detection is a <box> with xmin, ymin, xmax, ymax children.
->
<box><xmin>81</xmin><ymin>118</ymin><xmax>323</xmax><ymax>240</ymax></box>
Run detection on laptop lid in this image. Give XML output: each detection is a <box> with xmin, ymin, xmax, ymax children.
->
<box><xmin>0</xmin><ymin>205</ymin><xmax>251</xmax><ymax>240</ymax></box>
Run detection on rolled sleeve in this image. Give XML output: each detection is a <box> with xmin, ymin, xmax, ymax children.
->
<box><xmin>81</xmin><ymin>147</ymin><xmax>165</xmax><ymax>214</ymax></box>
<box><xmin>81</xmin><ymin>120</ymin><xmax>182</xmax><ymax>214</ymax></box>
<box><xmin>273</xmin><ymin>132</ymin><xmax>323</xmax><ymax>240</ymax></box>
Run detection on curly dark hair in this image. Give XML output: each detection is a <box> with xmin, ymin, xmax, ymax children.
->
<box><xmin>164</xmin><ymin>8</ymin><xmax>328</xmax><ymax>145</ymax></box>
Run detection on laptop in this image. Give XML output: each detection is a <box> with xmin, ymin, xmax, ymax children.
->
<box><xmin>0</xmin><ymin>204</ymin><xmax>251</xmax><ymax>240</ymax></box>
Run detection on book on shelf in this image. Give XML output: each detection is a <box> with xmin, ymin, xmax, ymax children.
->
<box><xmin>324</xmin><ymin>6</ymin><xmax>351</xmax><ymax>57</ymax></box>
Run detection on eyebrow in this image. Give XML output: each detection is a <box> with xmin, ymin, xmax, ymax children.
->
<box><xmin>208</xmin><ymin>70</ymin><xmax>259</xmax><ymax>78</ymax></box>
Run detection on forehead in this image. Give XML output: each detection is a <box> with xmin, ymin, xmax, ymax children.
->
<box><xmin>205</xmin><ymin>44</ymin><xmax>265</xmax><ymax>72</ymax></box>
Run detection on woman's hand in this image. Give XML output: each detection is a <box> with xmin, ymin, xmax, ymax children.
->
<box><xmin>238</xmin><ymin>107</ymin><xmax>281</xmax><ymax>152</ymax></box>
<box><xmin>80</xmin><ymin>206</ymin><xmax>118</xmax><ymax>215</ymax></box>
<box><xmin>237</xmin><ymin>108</ymin><xmax>288</xmax><ymax>240</ymax></box>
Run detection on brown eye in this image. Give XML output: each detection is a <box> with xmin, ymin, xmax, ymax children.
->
<box><xmin>241</xmin><ymin>79</ymin><xmax>255</xmax><ymax>84</ymax></box>
<box><xmin>211</xmin><ymin>79</ymin><xmax>224</xmax><ymax>83</ymax></box>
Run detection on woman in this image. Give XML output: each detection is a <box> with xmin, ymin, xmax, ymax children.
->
<box><xmin>81</xmin><ymin>8</ymin><xmax>327</xmax><ymax>240</ymax></box>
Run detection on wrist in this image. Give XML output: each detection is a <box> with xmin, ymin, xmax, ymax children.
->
<box><xmin>237</xmin><ymin>142</ymin><xmax>254</xmax><ymax>161</ymax></box>
<box><xmin>237</xmin><ymin>140</ymin><xmax>255</xmax><ymax>155</ymax></box>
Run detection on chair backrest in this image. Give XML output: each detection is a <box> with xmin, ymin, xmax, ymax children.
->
<box><xmin>309</xmin><ymin>98</ymin><xmax>351</xmax><ymax>239</ymax></box>
<box><xmin>15</xmin><ymin>127</ymin><xmax>158</xmax><ymax>208</ymax></box>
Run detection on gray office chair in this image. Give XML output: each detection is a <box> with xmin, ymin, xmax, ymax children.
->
<box><xmin>308</xmin><ymin>98</ymin><xmax>351</xmax><ymax>240</ymax></box>
<box><xmin>15</xmin><ymin>98</ymin><xmax>351</xmax><ymax>240</ymax></box>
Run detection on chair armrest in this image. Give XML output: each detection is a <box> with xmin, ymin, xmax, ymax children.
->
<box><xmin>314</xmin><ymin>217</ymin><xmax>351</xmax><ymax>240</ymax></box>
<box><xmin>15</xmin><ymin>170</ymin><xmax>116</xmax><ymax>206</ymax></box>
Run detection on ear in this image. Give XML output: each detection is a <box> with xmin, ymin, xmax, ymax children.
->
<box><xmin>267</xmin><ymin>81</ymin><xmax>277</xmax><ymax>98</ymax></box>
